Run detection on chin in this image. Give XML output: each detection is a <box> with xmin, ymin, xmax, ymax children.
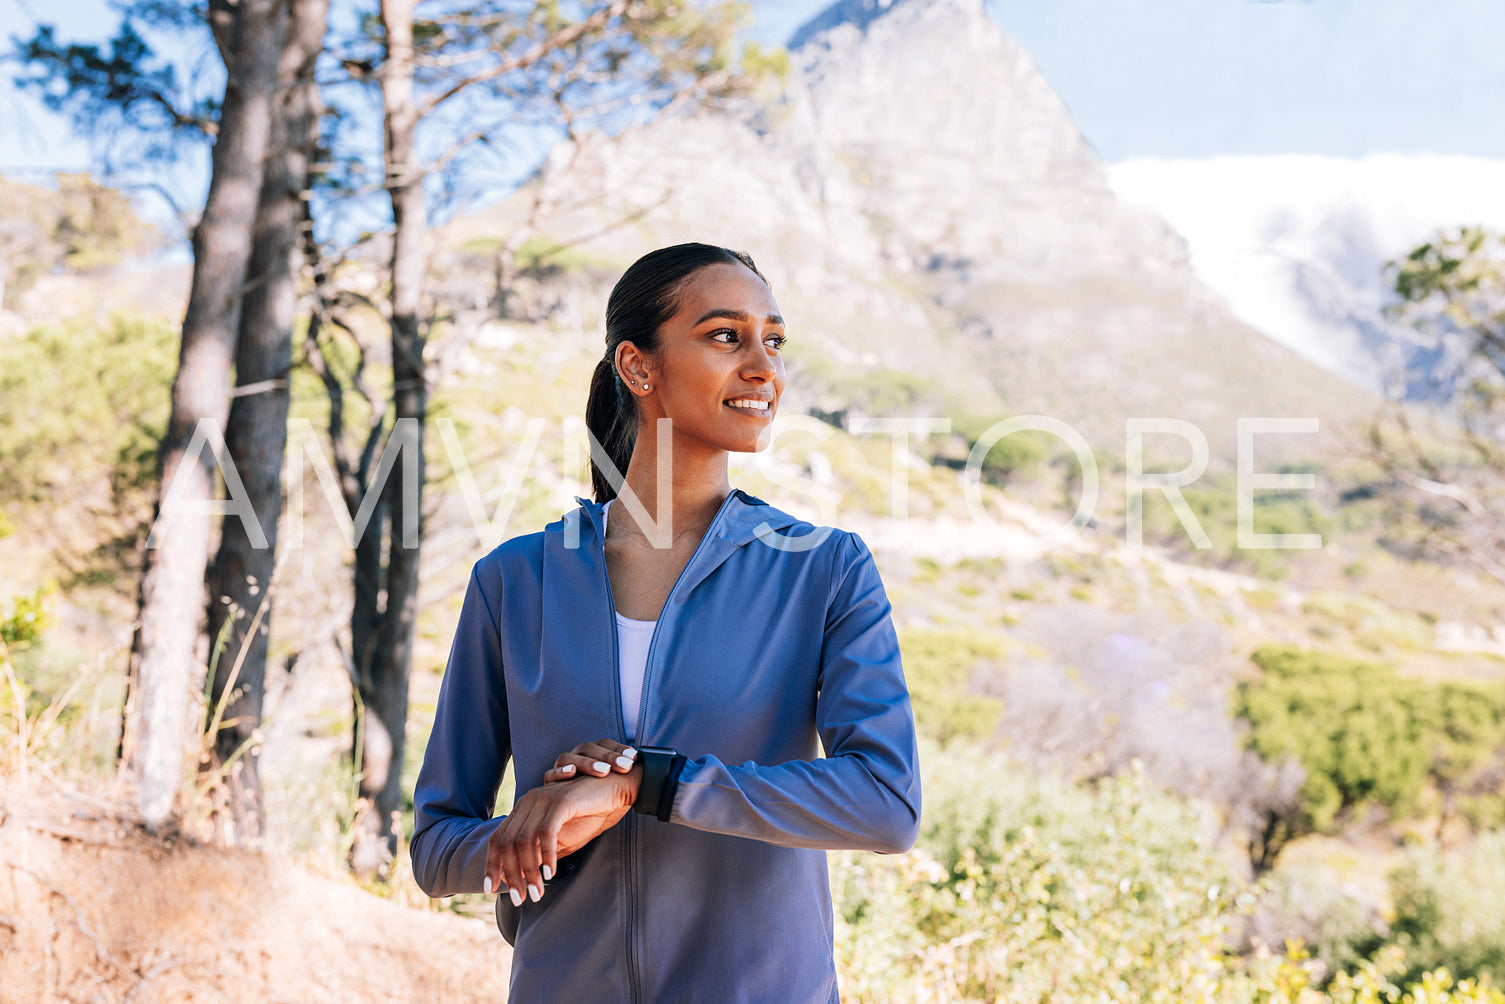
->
<box><xmin>720</xmin><ymin>427</ymin><xmax>773</xmax><ymax>452</ymax></box>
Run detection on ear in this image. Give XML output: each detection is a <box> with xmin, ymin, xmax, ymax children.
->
<box><xmin>615</xmin><ymin>341</ymin><xmax>653</xmax><ymax>395</ymax></box>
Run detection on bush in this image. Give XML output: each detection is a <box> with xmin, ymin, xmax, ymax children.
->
<box><xmin>1235</xmin><ymin>646</ymin><xmax>1505</xmax><ymax>843</ymax></box>
<box><xmin>0</xmin><ymin>313</ymin><xmax>175</xmax><ymax>508</ymax></box>
<box><xmin>0</xmin><ymin>587</ymin><xmax>51</xmax><ymax>649</ymax></box>
<box><xmin>830</xmin><ymin>739</ymin><xmax>1505</xmax><ymax>1003</ymax></box>
<box><xmin>1389</xmin><ymin>831</ymin><xmax>1505</xmax><ymax>985</ymax></box>
<box><xmin>1250</xmin><ymin>859</ymin><xmax>1389</xmax><ymax>981</ymax></box>
<box><xmin>1136</xmin><ymin>468</ymin><xmax>1332</xmax><ymax>579</ymax></box>
<box><xmin>832</xmin><ymin>738</ymin><xmax>1240</xmax><ymax>1003</ymax></box>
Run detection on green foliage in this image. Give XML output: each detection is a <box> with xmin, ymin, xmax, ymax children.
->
<box><xmin>1389</xmin><ymin>831</ymin><xmax>1505</xmax><ymax>985</ymax></box>
<box><xmin>833</xmin><ymin>741</ymin><xmax>1505</xmax><ymax>1002</ymax></box>
<box><xmin>12</xmin><ymin>20</ymin><xmax>218</xmax><ymax>141</ymax></box>
<box><xmin>832</xmin><ymin>739</ymin><xmax>1241</xmax><ymax>1002</ymax></box>
<box><xmin>1385</xmin><ymin>226</ymin><xmax>1505</xmax><ymax>339</ymax></box>
<box><xmin>1299</xmin><ymin>590</ymin><xmax>1434</xmax><ymax>653</ymax></box>
<box><xmin>897</xmin><ymin>628</ymin><xmax>1006</xmax><ymax>743</ymax></box>
<box><xmin>1372</xmin><ymin>227</ymin><xmax>1505</xmax><ymax>579</ymax></box>
<box><xmin>1135</xmin><ymin>467</ymin><xmax>1334</xmax><ymax>579</ymax></box>
<box><xmin>1258</xmin><ymin>860</ymin><xmax>1390</xmax><ymax>979</ymax></box>
<box><xmin>951</xmin><ymin>412</ymin><xmax>1052</xmax><ymax>480</ymax></box>
<box><xmin>0</xmin><ymin>313</ymin><xmax>176</xmax><ymax>507</ymax></box>
<box><xmin>1236</xmin><ymin>646</ymin><xmax>1505</xmax><ymax>840</ymax></box>
<box><xmin>0</xmin><ymin>587</ymin><xmax>53</xmax><ymax>649</ymax></box>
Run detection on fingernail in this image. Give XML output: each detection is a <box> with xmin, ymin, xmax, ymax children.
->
<box><xmin>542</xmin><ymin>864</ymin><xmax>553</xmax><ymax>881</ymax></box>
<box><xmin>615</xmin><ymin>755</ymin><xmax>633</xmax><ymax>770</ymax></box>
<box><xmin>623</xmin><ymin>747</ymin><xmax>638</xmax><ymax>759</ymax></box>
<box><xmin>510</xmin><ymin>887</ymin><xmax>523</xmax><ymax>907</ymax></box>
<box><xmin>528</xmin><ymin>884</ymin><xmax>541</xmax><ymax>903</ymax></box>
<box><xmin>560</xmin><ymin>764</ymin><xmax>575</xmax><ymax>775</ymax></box>
<box><xmin>483</xmin><ymin>876</ymin><xmax>493</xmax><ymax>895</ymax></box>
<box><xmin>592</xmin><ymin>761</ymin><xmax>610</xmax><ymax>774</ymax></box>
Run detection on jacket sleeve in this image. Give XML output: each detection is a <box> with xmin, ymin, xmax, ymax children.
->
<box><xmin>408</xmin><ymin>564</ymin><xmax>510</xmax><ymax>897</ymax></box>
<box><xmin>669</xmin><ymin>531</ymin><xmax>922</xmax><ymax>854</ymax></box>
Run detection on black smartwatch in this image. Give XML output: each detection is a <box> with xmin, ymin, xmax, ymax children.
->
<box><xmin>631</xmin><ymin>745</ymin><xmax>686</xmax><ymax>822</ymax></box>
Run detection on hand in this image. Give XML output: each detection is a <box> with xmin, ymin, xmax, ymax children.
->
<box><xmin>543</xmin><ymin>737</ymin><xmax>638</xmax><ymax>783</ymax></box>
<box><xmin>484</xmin><ymin>767</ymin><xmax>641</xmax><ymax>907</ymax></box>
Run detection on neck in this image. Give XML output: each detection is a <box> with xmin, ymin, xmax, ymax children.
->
<box><xmin>611</xmin><ymin>422</ymin><xmax>730</xmax><ymax>546</ymax></box>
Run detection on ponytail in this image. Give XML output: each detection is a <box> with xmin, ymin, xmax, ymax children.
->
<box><xmin>588</xmin><ymin>243</ymin><xmax>770</xmax><ymax>504</ymax></box>
<box><xmin>586</xmin><ymin>355</ymin><xmax>635</xmax><ymax>502</ymax></box>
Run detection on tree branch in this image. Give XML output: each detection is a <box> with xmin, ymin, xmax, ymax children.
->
<box><xmin>418</xmin><ymin>0</ymin><xmax>633</xmax><ymax>117</ymax></box>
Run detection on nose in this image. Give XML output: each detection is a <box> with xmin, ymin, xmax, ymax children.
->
<box><xmin>741</xmin><ymin>337</ymin><xmax>777</xmax><ymax>382</ymax></box>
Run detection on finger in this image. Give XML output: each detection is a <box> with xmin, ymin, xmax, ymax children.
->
<box><xmin>495</xmin><ymin>811</ymin><xmax>529</xmax><ymax>908</ymax></box>
<box><xmin>555</xmin><ymin>752</ymin><xmax>617</xmax><ymax>778</ymax></box>
<box><xmin>508</xmin><ymin>798</ymin><xmax>548</xmax><ymax>904</ymax></box>
<box><xmin>543</xmin><ymin>763</ymin><xmax>578</xmax><ymax>783</ymax></box>
<box><xmin>575</xmin><ymin>741</ymin><xmax>638</xmax><ymax>772</ymax></box>
<box><xmin>484</xmin><ymin>833</ymin><xmax>499</xmax><ymax>897</ymax></box>
<box><xmin>518</xmin><ymin>824</ymin><xmax>545</xmax><ymax>904</ymax></box>
<box><xmin>538</xmin><ymin>808</ymin><xmax>561</xmax><ymax>885</ymax></box>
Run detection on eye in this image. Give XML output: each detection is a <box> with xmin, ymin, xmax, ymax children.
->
<box><xmin>765</xmin><ymin>332</ymin><xmax>787</xmax><ymax>351</ymax></box>
<box><xmin>709</xmin><ymin>328</ymin><xmax>738</xmax><ymax>344</ymax></box>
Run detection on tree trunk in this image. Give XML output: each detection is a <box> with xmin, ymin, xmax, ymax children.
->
<box><xmin>128</xmin><ymin>0</ymin><xmax>286</xmax><ymax>834</ymax></box>
<box><xmin>203</xmin><ymin>0</ymin><xmax>329</xmax><ymax>845</ymax></box>
<box><xmin>349</xmin><ymin>0</ymin><xmax>427</xmax><ymax>876</ymax></box>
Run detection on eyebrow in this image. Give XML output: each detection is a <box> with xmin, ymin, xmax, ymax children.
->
<box><xmin>692</xmin><ymin>308</ymin><xmax>784</xmax><ymax>327</ymax></box>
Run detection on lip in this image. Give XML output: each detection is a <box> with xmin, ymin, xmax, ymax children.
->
<box><xmin>723</xmin><ymin>397</ymin><xmax>775</xmax><ymax>418</ymax></box>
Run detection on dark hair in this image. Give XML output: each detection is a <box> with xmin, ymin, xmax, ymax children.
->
<box><xmin>587</xmin><ymin>242</ymin><xmax>770</xmax><ymax>502</ymax></box>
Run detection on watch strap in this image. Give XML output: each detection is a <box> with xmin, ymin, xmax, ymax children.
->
<box><xmin>632</xmin><ymin>746</ymin><xmax>686</xmax><ymax>821</ymax></box>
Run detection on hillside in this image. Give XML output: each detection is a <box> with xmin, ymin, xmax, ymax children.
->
<box><xmin>5</xmin><ymin>0</ymin><xmax>1505</xmax><ymax>993</ymax></box>
<box><xmin>0</xmin><ymin>781</ymin><xmax>511</xmax><ymax>1003</ymax></box>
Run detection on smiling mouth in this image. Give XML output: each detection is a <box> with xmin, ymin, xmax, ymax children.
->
<box><xmin>724</xmin><ymin>398</ymin><xmax>773</xmax><ymax>415</ymax></box>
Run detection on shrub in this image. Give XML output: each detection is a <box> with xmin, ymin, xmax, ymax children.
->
<box><xmin>1235</xmin><ymin>646</ymin><xmax>1505</xmax><ymax>845</ymax></box>
<box><xmin>0</xmin><ymin>587</ymin><xmax>51</xmax><ymax>649</ymax></box>
<box><xmin>0</xmin><ymin>313</ymin><xmax>175</xmax><ymax>508</ymax></box>
<box><xmin>897</xmin><ymin>628</ymin><xmax>1007</xmax><ymax>743</ymax></box>
<box><xmin>830</xmin><ymin>739</ymin><xmax>1505</xmax><ymax>1003</ymax></box>
<box><xmin>1389</xmin><ymin>831</ymin><xmax>1505</xmax><ymax>985</ymax></box>
<box><xmin>832</xmin><ymin>738</ymin><xmax>1240</xmax><ymax>1003</ymax></box>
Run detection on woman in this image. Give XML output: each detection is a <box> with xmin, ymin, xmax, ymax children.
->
<box><xmin>410</xmin><ymin>243</ymin><xmax>921</xmax><ymax>1002</ymax></box>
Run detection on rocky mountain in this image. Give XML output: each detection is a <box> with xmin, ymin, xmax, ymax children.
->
<box><xmin>448</xmin><ymin>0</ymin><xmax>1378</xmax><ymax>468</ymax></box>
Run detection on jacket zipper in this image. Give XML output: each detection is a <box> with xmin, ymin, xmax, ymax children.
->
<box><xmin>635</xmin><ymin>487</ymin><xmax>740</xmax><ymax>740</ymax></box>
<box><xmin>595</xmin><ymin>504</ymin><xmax>639</xmax><ymax>1004</ymax></box>
<box><xmin>595</xmin><ymin>488</ymin><xmax>741</xmax><ymax>1004</ymax></box>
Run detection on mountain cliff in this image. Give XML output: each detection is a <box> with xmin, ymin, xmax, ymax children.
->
<box><xmin>449</xmin><ymin>0</ymin><xmax>1377</xmax><ymax>465</ymax></box>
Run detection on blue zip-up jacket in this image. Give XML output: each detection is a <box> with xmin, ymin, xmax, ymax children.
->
<box><xmin>410</xmin><ymin>488</ymin><xmax>922</xmax><ymax>1002</ymax></box>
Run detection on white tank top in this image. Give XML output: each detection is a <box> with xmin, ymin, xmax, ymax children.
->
<box><xmin>603</xmin><ymin>499</ymin><xmax>655</xmax><ymax>742</ymax></box>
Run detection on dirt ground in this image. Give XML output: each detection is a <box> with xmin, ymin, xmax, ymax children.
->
<box><xmin>0</xmin><ymin>783</ymin><xmax>512</xmax><ymax>1004</ymax></box>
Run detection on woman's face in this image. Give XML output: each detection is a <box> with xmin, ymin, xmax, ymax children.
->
<box><xmin>628</xmin><ymin>262</ymin><xmax>787</xmax><ymax>454</ymax></box>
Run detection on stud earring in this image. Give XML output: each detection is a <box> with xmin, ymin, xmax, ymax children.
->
<box><xmin>642</xmin><ymin>383</ymin><xmax>649</xmax><ymax>390</ymax></box>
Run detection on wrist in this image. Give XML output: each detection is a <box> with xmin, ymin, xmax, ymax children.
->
<box><xmin>617</xmin><ymin>763</ymin><xmax>643</xmax><ymax>809</ymax></box>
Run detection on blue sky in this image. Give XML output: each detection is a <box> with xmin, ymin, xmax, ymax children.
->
<box><xmin>751</xmin><ymin>0</ymin><xmax>1505</xmax><ymax>160</ymax></box>
<box><xmin>3</xmin><ymin>0</ymin><xmax>1502</xmax><ymax>185</ymax></box>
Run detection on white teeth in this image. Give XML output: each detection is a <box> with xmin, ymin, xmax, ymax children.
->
<box><xmin>726</xmin><ymin>399</ymin><xmax>769</xmax><ymax>411</ymax></box>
